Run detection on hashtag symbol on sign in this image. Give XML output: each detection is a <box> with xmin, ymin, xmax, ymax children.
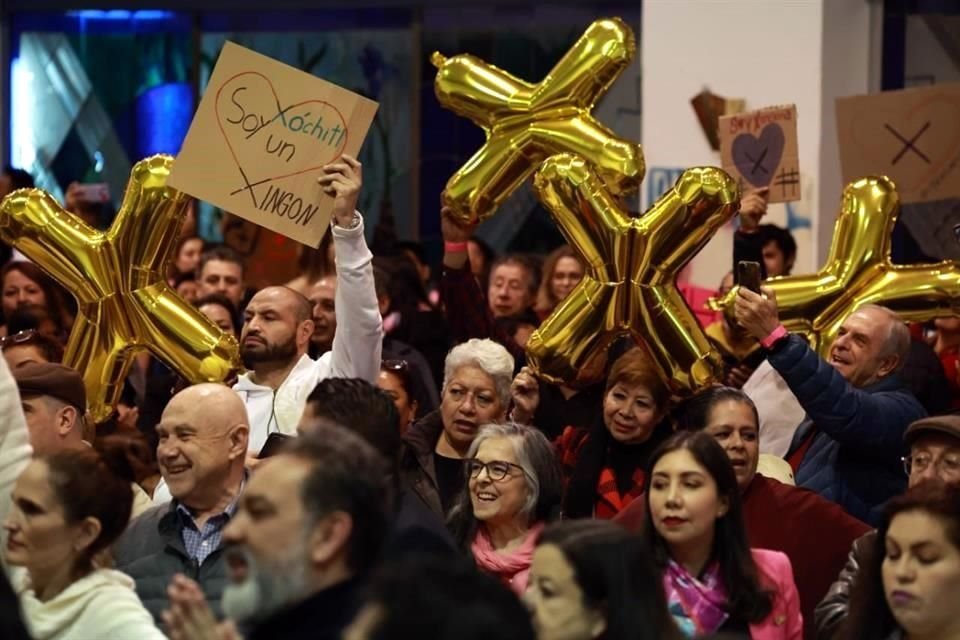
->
<box><xmin>774</xmin><ymin>167</ymin><xmax>800</xmax><ymax>198</ymax></box>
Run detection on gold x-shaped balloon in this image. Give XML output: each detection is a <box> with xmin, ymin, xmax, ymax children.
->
<box><xmin>526</xmin><ymin>154</ymin><xmax>740</xmax><ymax>392</ymax></box>
<box><xmin>0</xmin><ymin>155</ymin><xmax>241</xmax><ymax>422</ymax></box>
<box><xmin>432</xmin><ymin>17</ymin><xmax>644</xmax><ymax>224</ymax></box>
<box><xmin>711</xmin><ymin>176</ymin><xmax>960</xmax><ymax>356</ymax></box>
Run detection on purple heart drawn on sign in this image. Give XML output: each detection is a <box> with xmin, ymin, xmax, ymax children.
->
<box><xmin>732</xmin><ymin>123</ymin><xmax>785</xmax><ymax>188</ymax></box>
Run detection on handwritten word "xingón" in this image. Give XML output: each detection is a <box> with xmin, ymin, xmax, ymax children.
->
<box><xmin>256</xmin><ymin>184</ymin><xmax>321</xmax><ymax>227</ymax></box>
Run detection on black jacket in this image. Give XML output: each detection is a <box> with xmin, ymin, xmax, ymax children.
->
<box><xmin>814</xmin><ymin>530</ymin><xmax>874</xmax><ymax>640</ymax></box>
<box><xmin>399</xmin><ymin>410</ymin><xmax>445</xmax><ymax>519</ymax></box>
<box><xmin>248</xmin><ymin>577</ymin><xmax>363</xmax><ymax>640</ymax></box>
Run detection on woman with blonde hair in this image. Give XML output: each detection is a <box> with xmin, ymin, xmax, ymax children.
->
<box><xmin>535</xmin><ymin>245</ymin><xmax>585</xmax><ymax>319</ymax></box>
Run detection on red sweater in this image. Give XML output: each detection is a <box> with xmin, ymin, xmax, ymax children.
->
<box><xmin>614</xmin><ymin>473</ymin><xmax>870</xmax><ymax>640</ymax></box>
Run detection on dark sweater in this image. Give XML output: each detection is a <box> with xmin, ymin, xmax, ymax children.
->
<box><xmin>113</xmin><ymin>502</ymin><xmax>229</xmax><ymax>624</ymax></box>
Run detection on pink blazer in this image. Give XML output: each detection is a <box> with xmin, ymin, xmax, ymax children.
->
<box><xmin>749</xmin><ymin>549</ymin><xmax>804</xmax><ymax>640</ymax></box>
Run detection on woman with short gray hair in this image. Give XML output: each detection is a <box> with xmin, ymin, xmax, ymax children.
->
<box><xmin>447</xmin><ymin>422</ymin><xmax>562</xmax><ymax>596</ymax></box>
<box><xmin>400</xmin><ymin>339</ymin><xmax>515</xmax><ymax>521</ymax></box>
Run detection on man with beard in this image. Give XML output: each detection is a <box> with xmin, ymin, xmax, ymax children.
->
<box><xmin>114</xmin><ymin>384</ymin><xmax>250</xmax><ymax>623</ymax></box>
<box><xmin>233</xmin><ymin>155</ymin><xmax>381</xmax><ymax>453</ymax></box>
<box><xmin>163</xmin><ymin>424</ymin><xmax>389</xmax><ymax>640</ymax></box>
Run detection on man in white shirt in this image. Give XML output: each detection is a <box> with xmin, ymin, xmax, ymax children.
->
<box><xmin>233</xmin><ymin>154</ymin><xmax>382</xmax><ymax>453</ymax></box>
<box><xmin>152</xmin><ymin>155</ymin><xmax>382</xmax><ymax>505</ymax></box>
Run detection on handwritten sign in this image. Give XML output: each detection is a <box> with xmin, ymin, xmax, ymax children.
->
<box><xmin>836</xmin><ymin>84</ymin><xmax>960</xmax><ymax>204</ymax></box>
<box><xmin>719</xmin><ymin>104</ymin><xmax>800</xmax><ymax>203</ymax></box>
<box><xmin>169</xmin><ymin>41</ymin><xmax>379</xmax><ymax>247</ymax></box>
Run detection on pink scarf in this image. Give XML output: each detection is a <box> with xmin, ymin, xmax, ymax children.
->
<box><xmin>471</xmin><ymin>522</ymin><xmax>545</xmax><ymax>596</ymax></box>
<box><xmin>663</xmin><ymin>558</ymin><xmax>730</xmax><ymax>637</ymax></box>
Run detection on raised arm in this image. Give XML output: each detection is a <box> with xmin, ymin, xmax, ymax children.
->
<box><xmin>319</xmin><ymin>155</ymin><xmax>383</xmax><ymax>382</ymax></box>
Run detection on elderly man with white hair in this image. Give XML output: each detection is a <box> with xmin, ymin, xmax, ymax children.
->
<box><xmin>735</xmin><ymin>290</ymin><xmax>926</xmax><ymax>525</ymax></box>
<box><xmin>399</xmin><ymin>338</ymin><xmax>514</xmax><ymax>519</ymax></box>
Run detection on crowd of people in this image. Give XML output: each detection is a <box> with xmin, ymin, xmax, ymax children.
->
<box><xmin>0</xmin><ymin>160</ymin><xmax>959</xmax><ymax>640</ymax></box>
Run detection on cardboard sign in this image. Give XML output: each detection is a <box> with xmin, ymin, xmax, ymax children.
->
<box><xmin>169</xmin><ymin>41</ymin><xmax>379</xmax><ymax>247</ymax></box>
<box><xmin>719</xmin><ymin>105</ymin><xmax>800</xmax><ymax>203</ymax></box>
<box><xmin>690</xmin><ymin>88</ymin><xmax>746</xmax><ymax>151</ymax></box>
<box><xmin>836</xmin><ymin>84</ymin><xmax>960</xmax><ymax>204</ymax></box>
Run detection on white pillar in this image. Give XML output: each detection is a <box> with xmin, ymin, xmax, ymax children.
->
<box><xmin>641</xmin><ymin>0</ymin><xmax>878</xmax><ymax>287</ymax></box>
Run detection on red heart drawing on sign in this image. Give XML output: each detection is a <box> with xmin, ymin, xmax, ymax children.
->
<box><xmin>214</xmin><ymin>71</ymin><xmax>349</xmax><ymax>206</ymax></box>
<box><xmin>848</xmin><ymin>94</ymin><xmax>960</xmax><ymax>194</ymax></box>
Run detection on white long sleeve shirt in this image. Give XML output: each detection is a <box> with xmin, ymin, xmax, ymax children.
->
<box><xmin>234</xmin><ymin>212</ymin><xmax>383</xmax><ymax>453</ymax></box>
<box><xmin>0</xmin><ymin>357</ymin><xmax>32</xmax><ymax>570</ymax></box>
<box><xmin>152</xmin><ymin>214</ymin><xmax>383</xmax><ymax>506</ymax></box>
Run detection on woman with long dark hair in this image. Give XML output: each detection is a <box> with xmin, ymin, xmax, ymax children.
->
<box><xmin>842</xmin><ymin>483</ymin><xmax>960</xmax><ymax>640</ymax></box>
<box><xmin>640</xmin><ymin>431</ymin><xmax>802</xmax><ymax>638</ymax></box>
<box><xmin>527</xmin><ymin>519</ymin><xmax>681</xmax><ymax>640</ymax></box>
<box><xmin>0</xmin><ymin>262</ymin><xmax>72</xmax><ymax>341</ymax></box>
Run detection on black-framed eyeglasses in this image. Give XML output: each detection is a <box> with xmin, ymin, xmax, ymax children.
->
<box><xmin>902</xmin><ymin>453</ymin><xmax>960</xmax><ymax>478</ymax></box>
<box><xmin>0</xmin><ymin>329</ymin><xmax>39</xmax><ymax>350</ymax></box>
<box><xmin>467</xmin><ymin>459</ymin><xmax>526</xmax><ymax>482</ymax></box>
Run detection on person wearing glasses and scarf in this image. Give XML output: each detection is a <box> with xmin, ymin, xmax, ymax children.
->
<box><xmin>446</xmin><ymin>422</ymin><xmax>562</xmax><ymax>596</ymax></box>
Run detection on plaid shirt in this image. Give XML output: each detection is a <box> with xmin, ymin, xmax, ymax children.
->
<box><xmin>556</xmin><ymin>426</ymin><xmax>647</xmax><ymax>520</ymax></box>
<box><xmin>176</xmin><ymin>484</ymin><xmax>243</xmax><ymax>565</ymax></box>
<box><xmin>440</xmin><ymin>264</ymin><xmax>526</xmax><ymax>364</ymax></box>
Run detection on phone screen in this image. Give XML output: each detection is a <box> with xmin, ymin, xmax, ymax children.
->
<box><xmin>737</xmin><ymin>261</ymin><xmax>763</xmax><ymax>294</ymax></box>
<box><xmin>258</xmin><ymin>433</ymin><xmax>292</xmax><ymax>459</ymax></box>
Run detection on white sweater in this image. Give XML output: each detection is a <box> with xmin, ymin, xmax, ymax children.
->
<box><xmin>233</xmin><ymin>212</ymin><xmax>383</xmax><ymax>452</ymax></box>
<box><xmin>0</xmin><ymin>357</ymin><xmax>32</xmax><ymax>570</ymax></box>
<box><xmin>15</xmin><ymin>568</ymin><xmax>166</xmax><ymax>640</ymax></box>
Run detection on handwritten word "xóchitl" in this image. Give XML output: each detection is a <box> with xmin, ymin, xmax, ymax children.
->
<box><xmin>727</xmin><ymin>108</ymin><xmax>793</xmax><ymax>136</ymax></box>
<box><xmin>226</xmin><ymin>87</ymin><xmax>347</xmax><ymax>148</ymax></box>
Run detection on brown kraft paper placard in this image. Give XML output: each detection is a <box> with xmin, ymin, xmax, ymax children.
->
<box><xmin>170</xmin><ymin>41</ymin><xmax>379</xmax><ymax>247</ymax></box>
<box><xmin>719</xmin><ymin>104</ymin><xmax>800</xmax><ymax>203</ymax></box>
<box><xmin>836</xmin><ymin>84</ymin><xmax>960</xmax><ymax>204</ymax></box>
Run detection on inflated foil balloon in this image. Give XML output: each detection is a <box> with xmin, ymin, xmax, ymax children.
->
<box><xmin>0</xmin><ymin>155</ymin><xmax>241</xmax><ymax>422</ymax></box>
<box><xmin>526</xmin><ymin>154</ymin><xmax>740</xmax><ymax>392</ymax></box>
<box><xmin>432</xmin><ymin>17</ymin><xmax>644</xmax><ymax>224</ymax></box>
<box><xmin>709</xmin><ymin>176</ymin><xmax>960</xmax><ymax>356</ymax></box>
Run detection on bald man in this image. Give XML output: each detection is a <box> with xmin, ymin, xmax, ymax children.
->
<box><xmin>234</xmin><ymin>157</ymin><xmax>382</xmax><ymax>451</ymax></box>
<box><xmin>114</xmin><ymin>384</ymin><xmax>250</xmax><ymax>623</ymax></box>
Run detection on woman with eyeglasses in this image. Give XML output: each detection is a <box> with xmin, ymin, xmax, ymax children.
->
<box><xmin>447</xmin><ymin>422</ymin><xmax>562</xmax><ymax>596</ymax></box>
<box><xmin>400</xmin><ymin>338</ymin><xmax>515</xmax><ymax>521</ymax></box>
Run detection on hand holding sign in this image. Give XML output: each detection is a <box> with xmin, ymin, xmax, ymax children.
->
<box><xmin>719</xmin><ymin>105</ymin><xmax>800</xmax><ymax>204</ymax></box>
<box><xmin>317</xmin><ymin>155</ymin><xmax>362</xmax><ymax>227</ymax></box>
